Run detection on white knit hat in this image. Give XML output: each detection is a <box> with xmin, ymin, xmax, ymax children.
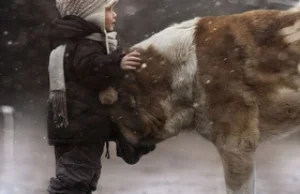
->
<box><xmin>56</xmin><ymin>0</ymin><xmax>118</xmax><ymax>54</ymax></box>
<box><xmin>56</xmin><ymin>0</ymin><xmax>118</xmax><ymax>31</ymax></box>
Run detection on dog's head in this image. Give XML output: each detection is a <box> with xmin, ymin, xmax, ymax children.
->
<box><xmin>107</xmin><ymin>46</ymin><xmax>173</xmax><ymax>146</ymax></box>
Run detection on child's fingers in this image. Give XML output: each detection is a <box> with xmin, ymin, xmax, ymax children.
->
<box><xmin>128</xmin><ymin>50</ymin><xmax>141</xmax><ymax>57</ymax></box>
<box><xmin>121</xmin><ymin>61</ymin><xmax>141</xmax><ymax>70</ymax></box>
<box><xmin>126</xmin><ymin>56</ymin><xmax>141</xmax><ymax>62</ymax></box>
<box><xmin>125</xmin><ymin>61</ymin><xmax>141</xmax><ymax>67</ymax></box>
<box><xmin>123</xmin><ymin>65</ymin><xmax>137</xmax><ymax>70</ymax></box>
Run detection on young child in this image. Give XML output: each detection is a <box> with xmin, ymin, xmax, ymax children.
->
<box><xmin>47</xmin><ymin>0</ymin><xmax>155</xmax><ymax>193</ymax></box>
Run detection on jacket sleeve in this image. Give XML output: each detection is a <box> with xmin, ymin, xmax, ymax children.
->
<box><xmin>72</xmin><ymin>41</ymin><xmax>125</xmax><ymax>91</ymax></box>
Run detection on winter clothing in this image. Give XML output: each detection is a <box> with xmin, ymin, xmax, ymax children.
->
<box><xmin>48</xmin><ymin>30</ymin><xmax>117</xmax><ymax>129</ymax></box>
<box><xmin>48</xmin><ymin>44</ymin><xmax>69</xmax><ymax>128</ymax></box>
<box><xmin>47</xmin><ymin>15</ymin><xmax>123</xmax><ymax>145</ymax></box>
<box><xmin>98</xmin><ymin>86</ymin><xmax>118</xmax><ymax>105</ymax></box>
<box><xmin>46</xmin><ymin>11</ymin><xmax>156</xmax><ymax>155</ymax></box>
<box><xmin>56</xmin><ymin>0</ymin><xmax>106</xmax><ymax>18</ymax></box>
<box><xmin>47</xmin><ymin>2</ymin><xmax>156</xmax><ymax>193</ymax></box>
<box><xmin>56</xmin><ymin>0</ymin><xmax>119</xmax><ymax>54</ymax></box>
<box><xmin>48</xmin><ymin>0</ymin><xmax>118</xmax><ymax>129</ymax></box>
<box><xmin>49</xmin><ymin>0</ymin><xmax>119</xmax><ymax>129</ymax></box>
<box><xmin>47</xmin><ymin>143</ymin><xmax>105</xmax><ymax>194</ymax></box>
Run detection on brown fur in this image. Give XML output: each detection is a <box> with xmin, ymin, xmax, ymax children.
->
<box><xmin>105</xmin><ymin>8</ymin><xmax>300</xmax><ymax>194</ymax></box>
<box><xmin>194</xmin><ymin>10</ymin><xmax>300</xmax><ymax>193</ymax></box>
<box><xmin>195</xmin><ymin>10</ymin><xmax>300</xmax><ymax>144</ymax></box>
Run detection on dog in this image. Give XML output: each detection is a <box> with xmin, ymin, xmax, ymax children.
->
<box><xmin>101</xmin><ymin>4</ymin><xmax>300</xmax><ymax>194</ymax></box>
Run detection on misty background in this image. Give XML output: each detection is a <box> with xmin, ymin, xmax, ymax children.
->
<box><xmin>0</xmin><ymin>0</ymin><xmax>300</xmax><ymax>194</ymax></box>
<box><xmin>0</xmin><ymin>0</ymin><xmax>295</xmax><ymax>111</ymax></box>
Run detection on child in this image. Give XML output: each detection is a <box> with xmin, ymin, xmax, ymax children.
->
<box><xmin>47</xmin><ymin>0</ymin><xmax>155</xmax><ymax>193</ymax></box>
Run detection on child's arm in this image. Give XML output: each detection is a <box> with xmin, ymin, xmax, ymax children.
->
<box><xmin>72</xmin><ymin>41</ymin><xmax>124</xmax><ymax>90</ymax></box>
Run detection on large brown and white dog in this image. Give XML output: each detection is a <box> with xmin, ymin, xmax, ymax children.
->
<box><xmin>102</xmin><ymin>4</ymin><xmax>300</xmax><ymax>194</ymax></box>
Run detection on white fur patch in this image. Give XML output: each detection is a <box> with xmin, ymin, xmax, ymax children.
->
<box><xmin>133</xmin><ymin>18</ymin><xmax>200</xmax><ymax>98</ymax></box>
<box><xmin>171</xmin><ymin>48</ymin><xmax>198</xmax><ymax>98</ymax></box>
<box><xmin>288</xmin><ymin>1</ymin><xmax>300</xmax><ymax>12</ymax></box>
<box><xmin>132</xmin><ymin>17</ymin><xmax>200</xmax><ymax>63</ymax></box>
<box><xmin>280</xmin><ymin>2</ymin><xmax>300</xmax><ymax>42</ymax></box>
<box><xmin>132</xmin><ymin>18</ymin><xmax>202</xmax><ymax>137</ymax></box>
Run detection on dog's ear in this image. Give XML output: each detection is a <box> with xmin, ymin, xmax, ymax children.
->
<box><xmin>99</xmin><ymin>87</ymin><xmax>119</xmax><ymax>105</ymax></box>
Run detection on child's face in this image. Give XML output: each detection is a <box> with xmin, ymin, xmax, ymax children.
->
<box><xmin>105</xmin><ymin>6</ymin><xmax>117</xmax><ymax>32</ymax></box>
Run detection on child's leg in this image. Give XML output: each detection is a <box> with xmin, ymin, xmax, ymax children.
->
<box><xmin>47</xmin><ymin>143</ymin><xmax>105</xmax><ymax>194</ymax></box>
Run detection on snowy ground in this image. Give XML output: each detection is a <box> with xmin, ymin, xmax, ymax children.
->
<box><xmin>0</xmin><ymin>116</ymin><xmax>300</xmax><ymax>194</ymax></box>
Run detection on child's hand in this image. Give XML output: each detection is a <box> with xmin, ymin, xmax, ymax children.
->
<box><xmin>121</xmin><ymin>50</ymin><xmax>141</xmax><ymax>70</ymax></box>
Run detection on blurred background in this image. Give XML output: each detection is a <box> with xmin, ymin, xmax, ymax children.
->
<box><xmin>0</xmin><ymin>0</ymin><xmax>300</xmax><ymax>193</ymax></box>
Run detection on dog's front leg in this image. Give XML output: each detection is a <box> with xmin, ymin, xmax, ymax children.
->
<box><xmin>211</xmin><ymin>99</ymin><xmax>259</xmax><ymax>194</ymax></box>
<box><xmin>218</xmin><ymin>145</ymin><xmax>256</xmax><ymax>194</ymax></box>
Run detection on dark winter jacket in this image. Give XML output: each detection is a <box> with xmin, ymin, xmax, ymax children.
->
<box><xmin>47</xmin><ymin>15</ymin><xmax>124</xmax><ymax>145</ymax></box>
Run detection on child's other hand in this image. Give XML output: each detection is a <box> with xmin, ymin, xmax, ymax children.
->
<box><xmin>121</xmin><ymin>50</ymin><xmax>141</xmax><ymax>70</ymax></box>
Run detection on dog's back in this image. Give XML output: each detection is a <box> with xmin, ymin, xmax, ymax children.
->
<box><xmin>193</xmin><ymin>7</ymin><xmax>300</xmax><ymax>144</ymax></box>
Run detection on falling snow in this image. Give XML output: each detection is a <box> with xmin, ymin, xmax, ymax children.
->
<box><xmin>1</xmin><ymin>0</ymin><xmax>300</xmax><ymax>193</ymax></box>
